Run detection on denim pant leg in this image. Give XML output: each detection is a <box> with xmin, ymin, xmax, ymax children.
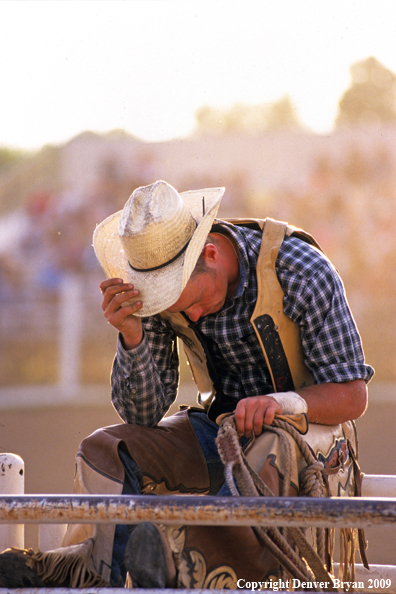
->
<box><xmin>188</xmin><ymin>411</ymin><xmax>246</xmax><ymax>496</ymax></box>
<box><xmin>110</xmin><ymin>446</ymin><xmax>143</xmax><ymax>586</ymax></box>
<box><xmin>188</xmin><ymin>410</ymin><xmax>229</xmax><ymax>495</ymax></box>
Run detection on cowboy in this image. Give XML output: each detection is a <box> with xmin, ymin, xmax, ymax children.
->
<box><xmin>0</xmin><ymin>180</ymin><xmax>374</xmax><ymax>588</ymax></box>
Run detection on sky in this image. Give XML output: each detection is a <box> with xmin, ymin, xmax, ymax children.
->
<box><xmin>1</xmin><ymin>0</ymin><xmax>396</xmax><ymax>150</ymax></box>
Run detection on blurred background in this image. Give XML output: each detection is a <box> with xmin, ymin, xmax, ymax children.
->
<box><xmin>1</xmin><ymin>1</ymin><xmax>396</xmax><ymax>560</ymax></box>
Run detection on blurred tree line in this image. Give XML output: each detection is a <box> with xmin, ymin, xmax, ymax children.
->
<box><xmin>336</xmin><ymin>57</ymin><xmax>396</xmax><ymax>127</ymax></box>
<box><xmin>195</xmin><ymin>57</ymin><xmax>396</xmax><ymax>133</ymax></box>
<box><xmin>2</xmin><ymin>56</ymin><xmax>395</xmax><ymax>158</ymax></box>
<box><xmin>195</xmin><ymin>95</ymin><xmax>303</xmax><ymax>133</ymax></box>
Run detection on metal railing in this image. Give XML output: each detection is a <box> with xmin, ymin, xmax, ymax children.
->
<box><xmin>1</xmin><ymin>488</ymin><xmax>396</xmax><ymax>592</ymax></box>
<box><xmin>0</xmin><ymin>492</ymin><xmax>396</xmax><ymax>530</ymax></box>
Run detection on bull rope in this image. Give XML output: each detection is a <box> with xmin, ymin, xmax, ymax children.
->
<box><xmin>215</xmin><ymin>414</ymin><xmax>338</xmax><ymax>592</ymax></box>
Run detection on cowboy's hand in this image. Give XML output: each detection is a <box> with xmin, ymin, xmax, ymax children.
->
<box><xmin>100</xmin><ymin>278</ymin><xmax>144</xmax><ymax>349</ymax></box>
<box><xmin>234</xmin><ymin>395</ymin><xmax>283</xmax><ymax>438</ymax></box>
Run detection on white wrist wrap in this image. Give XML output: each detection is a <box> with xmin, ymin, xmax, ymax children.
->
<box><xmin>270</xmin><ymin>391</ymin><xmax>308</xmax><ymax>415</ymax></box>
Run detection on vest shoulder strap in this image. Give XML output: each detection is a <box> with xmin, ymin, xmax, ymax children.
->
<box><xmin>249</xmin><ymin>218</ymin><xmax>314</xmax><ymax>391</ymax></box>
<box><xmin>224</xmin><ymin>216</ymin><xmax>323</xmax><ymax>252</ymax></box>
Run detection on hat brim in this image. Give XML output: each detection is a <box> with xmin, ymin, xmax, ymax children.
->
<box><xmin>92</xmin><ymin>186</ymin><xmax>225</xmax><ymax>317</ymax></box>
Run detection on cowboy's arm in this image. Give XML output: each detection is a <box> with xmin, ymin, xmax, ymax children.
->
<box><xmin>111</xmin><ymin>325</ymin><xmax>179</xmax><ymax>426</ymax></box>
<box><xmin>234</xmin><ymin>379</ymin><xmax>367</xmax><ymax>437</ymax></box>
<box><xmin>101</xmin><ymin>278</ymin><xmax>179</xmax><ymax>426</ymax></box>
<box><xmin>298</xmin><ymin>379</ymin><xmax>367</xmax><ymax>424</ymax></box>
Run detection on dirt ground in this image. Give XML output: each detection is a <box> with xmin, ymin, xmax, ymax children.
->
<box><xmin>0</xmin><ymin>380</ymin><xmax>394</xmax><ymax>565</ymax></box>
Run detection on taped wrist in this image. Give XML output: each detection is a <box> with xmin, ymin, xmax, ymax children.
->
<box><xmin>270</xmin><ymin>391</ymin><xmax>308</xmax><ymax>415</ymax></box>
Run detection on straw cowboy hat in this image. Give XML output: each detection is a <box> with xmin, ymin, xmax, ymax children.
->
<box><xmin>93</xmin><ymin>180</ymin><xmax>225</xmax><ymax>317</ymax></box>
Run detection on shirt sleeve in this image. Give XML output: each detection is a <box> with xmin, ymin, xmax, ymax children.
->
<box><xmin>278</xmin><ymin>237</ymin><xmax>374</xmax><ymax>385</ymax></box>
<box><xmin>110</xmin><ymin>315</ymin><xmax>180</xmax><ymax>426</ymax></box>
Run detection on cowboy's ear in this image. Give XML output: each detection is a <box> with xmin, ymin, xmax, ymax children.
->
<box><xmin>201</xmin><ymin>242</ymin><xmax>218</xmax><ymax>264</ymax></box>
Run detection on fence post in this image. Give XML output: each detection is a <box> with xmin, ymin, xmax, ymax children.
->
<box><xmin>0</xmin><ymin>453</ymin><xmax>24</xmax><ymax>551</ymax></box>
<box><xmin>58</xmin><ymin>273</ymin><xmax>83</xmax><ymax>394</ymax></box>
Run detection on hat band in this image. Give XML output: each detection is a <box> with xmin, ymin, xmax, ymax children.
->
<box><xmin>128</xmin><ymin>224</ymin><xmax>197</xmax><ymax>273</ymax></box>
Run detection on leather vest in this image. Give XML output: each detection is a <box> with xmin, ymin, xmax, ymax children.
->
<box><xmin>160</xmin><ymin>218</ymin><xmax>322</xmax><ymax>419</ymax></box>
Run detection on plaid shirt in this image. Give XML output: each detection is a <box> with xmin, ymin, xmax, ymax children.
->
<box><xmin>111</xmin><ymin>221</ymin><xmax>374</xmax><ymax>425</ymax></box>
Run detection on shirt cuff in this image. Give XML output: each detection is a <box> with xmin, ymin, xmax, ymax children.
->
<box><xmin>312</xmin><ymin>361</ymin><xmax>375</xmax><ymax>385</ymax></box>
<box><xmin>117</xmin><ymin>331</ymin><xmax>151</xmax><ymax>371</ymax></box>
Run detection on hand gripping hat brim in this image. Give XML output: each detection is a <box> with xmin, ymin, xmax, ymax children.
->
<box><xmin>92</xmin><ymin>181</ymin><xmax>225</xmax><ymax>317</ymax></box>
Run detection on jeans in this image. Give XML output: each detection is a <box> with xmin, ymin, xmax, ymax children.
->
<box><xmin>110</xmin><ymin>410</ymin><xmax>232</xmax><ymax>585</ymax></box>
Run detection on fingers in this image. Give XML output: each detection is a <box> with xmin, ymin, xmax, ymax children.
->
<box><xmin>100</xmin><ymin>278</ymin><xmax>141</xmax><ymax>312</ymax></box>
<box><xmin>100</xmin><ymin>277</ymin><xmax>124</xmax><ymax>293</ymax></box>
<box><xmin>235</xmin><ymin>398</ymin><xmax>266</xmax><ymax>437</ymax></box>
<box><xmin>234</xmin><ymin>396</ymin><xmax>282</xmax><ymax>438</ymax></box>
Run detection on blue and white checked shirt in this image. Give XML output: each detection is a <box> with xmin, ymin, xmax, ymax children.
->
<box><xmin>111</xmin><ymin>221</ymin><xmax>374</xmax><ymax>426</ymax></box>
